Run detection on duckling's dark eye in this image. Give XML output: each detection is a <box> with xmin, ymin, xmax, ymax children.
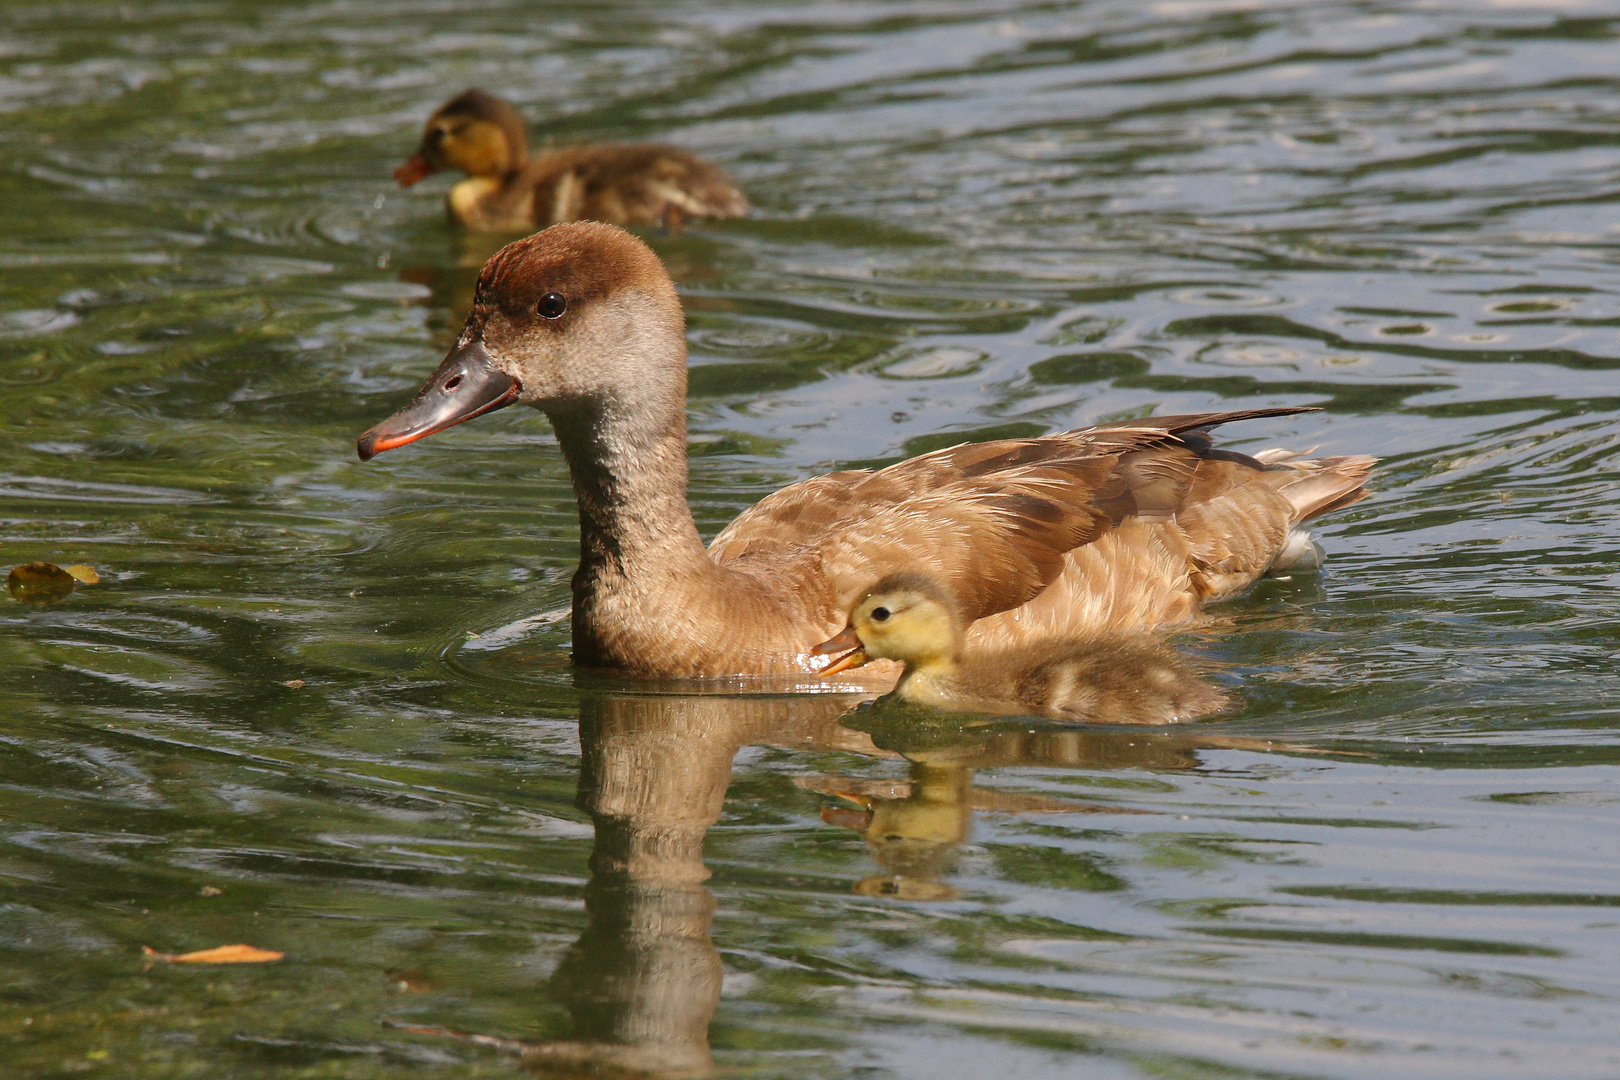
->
<box><xmin>870</xmin><ymin>606</ymin><xmax>890</xmax><ymax>622</ymax></box>
<box><xmin>537</xmin><ymin>293</ymin><xmax>567</xmax><ymax>319</ymax></box>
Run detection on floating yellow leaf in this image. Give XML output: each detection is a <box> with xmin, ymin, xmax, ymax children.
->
<box><xmin>63</xmin><ymin>564</ymin><xmax>100</xmax><ymax>584</ymax></box>
<box><xmin>8</xmin><ymin>562</ymin><xmax>75</xmax><ymax>604</ymax></box>
<box><xmin>142</xmin><ymin>943</ymin><xmax>283</xmax><ymax>964</ymax></box>
<box><xmin>283</xmin><ymin>679</ymin><xmax>306</xmax><ymax>689</ymax></box>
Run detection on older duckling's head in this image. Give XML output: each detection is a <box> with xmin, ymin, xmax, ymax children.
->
<box><xmin>358</xmin><ymin>222</ymin><xmax>686</xmax><ymax>459</ymax></box>
<box><xmin>395</xmin><ymin>89</ymin><xmax>528</xmax><ymax>187</ymax></box>
<box><xmin>816</xmin><ymin>572</ymin><xmax>964</xmax><ymax>676</ymax></box>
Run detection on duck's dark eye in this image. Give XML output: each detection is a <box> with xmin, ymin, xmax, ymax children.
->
<box><xmin>537</xmin><ymin>293</ymin><xmax>567</xmax><ymax>319</ymax></box>
<box><xmin>870</xmin><ymin>606</ymin><xmax>890</xmax><ymax>622</ymax></box>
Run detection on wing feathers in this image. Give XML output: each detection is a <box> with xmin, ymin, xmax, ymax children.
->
<box><xmin>707</xmin><ymin>410</ymin><xmax>1373</xmax><ymax>641</ymax></box>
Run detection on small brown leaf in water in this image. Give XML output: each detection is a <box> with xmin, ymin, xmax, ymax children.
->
<box><xmin>8</xmin><ymin>562</ymin><xmax>75</xmax><ymax>604</ymax></box>
<box><xmin>62</xmin><ymin>564</ymin><xmax>100</xmax><ymax>584</ymax></box>
<box><xmin>142</xmin><ymin>943</ymin><xmax>283</xmax><ymax>964</ymax></box>
<box><xmin>283</xmin><ymin>679</ymin><xmax>306</xmax><ymax>689</ymax></box>
<box><xmin>199</xmin><ymin>886</ymin><xmax>222</xmax><ymax>897</ymax></box>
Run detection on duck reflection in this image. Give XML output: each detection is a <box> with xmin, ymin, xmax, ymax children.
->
<box><xmin>410</xmin><ymin>688</ymin><xmax>1335</xmax><ymax>1075</ymax></box>
<box><xmin>528</xmin><ymin>690</ymin><xmax>875</xmax><ymax>1077</ymax></box>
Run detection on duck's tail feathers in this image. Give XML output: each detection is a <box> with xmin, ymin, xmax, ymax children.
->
<box><xmin>1273</xmin><ymin>454</ymin><xmax>1378</xmax><ymax>522</ymax></box>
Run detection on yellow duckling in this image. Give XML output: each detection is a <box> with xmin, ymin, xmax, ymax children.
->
<box><xmin>393</xmin><ymin>89</ymin><xmax>749</xmax><ymax>231</ymax></box>
<box><xmin>817</xmin><ymin>572</ymin><xmax>1230</xmax><ymax>724</ymax></box>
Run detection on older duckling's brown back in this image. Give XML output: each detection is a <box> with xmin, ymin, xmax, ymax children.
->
<box><xmin>525</xmin><ymin>144</ymin><xmax>750</xmax><ymax>227</ymax></box>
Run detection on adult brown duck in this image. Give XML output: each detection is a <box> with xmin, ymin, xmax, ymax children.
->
<box><xmin>355</xmin><ymin>222</ymin><xmax>1375</xmax><ymax>679</ymax></box>
<box><xmin>393</xmin><ymin>89</ymin><xmax>749</xmax><ymax>231</ymax></box>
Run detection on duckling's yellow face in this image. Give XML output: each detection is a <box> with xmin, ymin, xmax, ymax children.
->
<box><xmin>850</xmin><ymin>585</ymin><xmax>960</xmax><ymax>669</ymax></box>
<box><xmin>421</xmin><ymin>116</ymin><xmax>514</xmax><ymax>178</ymax></box>
<box><xmin>394</xmin><ymin>91</ymin><xmax>529</xmax><ymax>187</ymax></box>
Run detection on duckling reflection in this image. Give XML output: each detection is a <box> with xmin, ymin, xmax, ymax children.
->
<box><xmin>802</xmin><ymin>709</ymin><xmax>1359</xmax><ymax>902</ymax></box>
<box><xmin>807</xmin><ymin>755</ymin><xmax>1147</xmax><ymax>902</ymax></box>
<box><xmin>817</xmin><ymin>572</ymin><xmax>1230</xmax><ymax>724</ymax></box>
<box><xmin>815</xmin><ymin>758</ymin><xmax>972</xmax><ymax>902</ymax></box>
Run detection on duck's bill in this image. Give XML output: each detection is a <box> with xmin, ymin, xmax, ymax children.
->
<box><xmin>813</xmin><ymin>624</ymin><xmax>868</xmax><ymax>677</ymax></box>
<box><xmin>356</xmin><ymin>341</ymin><xmax>520</xmax><ymax>461</ymax></box>
<box><xmin>393</xmin><ymin>152</ymin><xmax>434</xmax><ymax>187</ymax></box>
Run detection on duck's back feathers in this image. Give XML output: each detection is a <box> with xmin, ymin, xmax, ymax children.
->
<box><xmin>712</xmin><ymin>408</ymin><xmax>1372</xmax><ymax>644</ymax></box>
<box><xmin>711</xmin><ymin>422</ymin><xmax>1182</xmax><ymax>626</ymax></box>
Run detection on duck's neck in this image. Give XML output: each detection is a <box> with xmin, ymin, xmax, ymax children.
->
<box><xmin>546</xmin><ymin>392</ymin><xmax>738</xmax><ymax>670</ymax></box>
<box><xmin>552</xmin><ymin>395</ymin><xmax>706</xmax><ymax>569</ymax></box>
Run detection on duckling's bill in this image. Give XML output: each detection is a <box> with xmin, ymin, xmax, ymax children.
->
<box><xmin>813</xmin><ymin>624</ymin><xmax>869</xmax><ymax>677</ymax></box>
<box><xmin>393</xmin><ymin>152</ymin><xmax>434</xmax><ymax>187</ymax></box>
<box><xmin>356</xmin><ymin>340</ymin><xmax>520</xmax><ymax>460</ymax></box>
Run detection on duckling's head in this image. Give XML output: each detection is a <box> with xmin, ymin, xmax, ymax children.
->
<box><xmin>357</xmin><ymin>222</ymin><xmax>686</xmax><ymax>459</ymax></box>
<box><xmin>816</xmin><ymin>573</ymin><xmax>964</xmax><ymax>675</ymax></box>
<box><xmin>395</xmin><ymin>89</ymin><xmax>528</xmax><ymax>186</ymax></box>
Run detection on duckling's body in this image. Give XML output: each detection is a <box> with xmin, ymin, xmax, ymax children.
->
<box><xmin>395</xmin><ymin>90</ymin><xmax>748</xmax><ymax>231</ymax></box>
<box><xmin>355</xmin><ymin>222</ymin><xmax>1375</xmax><ymax>681</ymax></box>
<box><xmin>821</xmin><ymin>573</ymin><xmax>1229</xmax><ymax>723</ymax></box>
<box><xmin>899</xmin><ymin>637</ymin><xmax>1230</xmax><ymax>724</ymax></box>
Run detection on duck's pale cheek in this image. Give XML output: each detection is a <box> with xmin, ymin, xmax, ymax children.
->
<box><xmin>355</xmin><ymin>340</ymin><xmax>520</xmax><ymax>460</ymax></box>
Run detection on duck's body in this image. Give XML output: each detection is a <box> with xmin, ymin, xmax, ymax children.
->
<box><xmin>356</xmin><ymin>222</ymin><xmax>1374</xmax><ymax>680</ymax></box>
<box><xmin>395</xmin><ymin>90</ymin><xmax>748</xmax><ymax>231</ymax></box>
<box><xmin>819</xmin><ymin>573</ymin><xmax>1229</xmax><ymax>723</ymax></box>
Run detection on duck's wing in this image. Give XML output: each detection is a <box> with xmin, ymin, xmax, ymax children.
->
<box><xmin>711</xmin><ymin>407</ymin><xmax>1372</xmax><ymax>635</ymax></box>
<box><xmin>961</xmin><ymin>426</ymin><xmax>1375</xmax><ymax>644</ymax></box>
<box><xmin>533</xmin><ymin>144</ymin><xmax>748</xmax><ymax>226</ymax></box>
<box><xmin>709</xmin><ymin>419</ymin><xmax>1215</xmax><ymax>625</ymax></box>
<box><xmin>1172</xmin><ymin>448</ymin><xmax>1376</xmax><ymax>598</ymax></box>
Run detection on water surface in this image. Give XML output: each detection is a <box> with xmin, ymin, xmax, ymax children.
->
<box><xmin>4</xmin><ymin>1</ymin><xmax>1620</xmax><ymax>1077</ymax></box>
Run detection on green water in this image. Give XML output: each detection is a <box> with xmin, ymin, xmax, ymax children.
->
<box><xmin>4</xmin><ymin>1</ymin><xmax>1620</xmax><ymax>1076</ymax></box>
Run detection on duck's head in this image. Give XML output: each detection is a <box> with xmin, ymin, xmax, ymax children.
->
<box><xmin>815</xmin><ymin>572</ymin><xmax>963</xmax><ymax>676</ymax></box>
<box><xmin>356</xmin><ymin>221</ymin><xmax>685</xmax><ymax>459</ymax></box>
<box><xmin>394</xmin><ymin>89</ymin><xmax>528</xmax><ymax>187</ymax></box>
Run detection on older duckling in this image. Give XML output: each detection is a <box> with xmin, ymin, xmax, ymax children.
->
<box><xmin>356</xmin><ymin>222</ymin><xmax>1374</xmax><ymax>679</ymax></box>
<box><xmin>393</xmin><ymin>89</ymin><xmax>749</xmax><ymax>231</ymax></box>
<box><xmin>817</xmin><ymin>573</ymin><xmax>1230</xmax><ymax>723</ymax></box>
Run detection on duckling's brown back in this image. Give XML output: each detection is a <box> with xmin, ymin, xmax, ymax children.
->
<box><xmin>528</xmin><ymin>144</ymin><xmax>749</xmax><ymax>226</ymax></box>
<box><xmin>988</xmin><ymin>636</ymin><xmax>1229</xmax><ymax>724</ymax></box>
